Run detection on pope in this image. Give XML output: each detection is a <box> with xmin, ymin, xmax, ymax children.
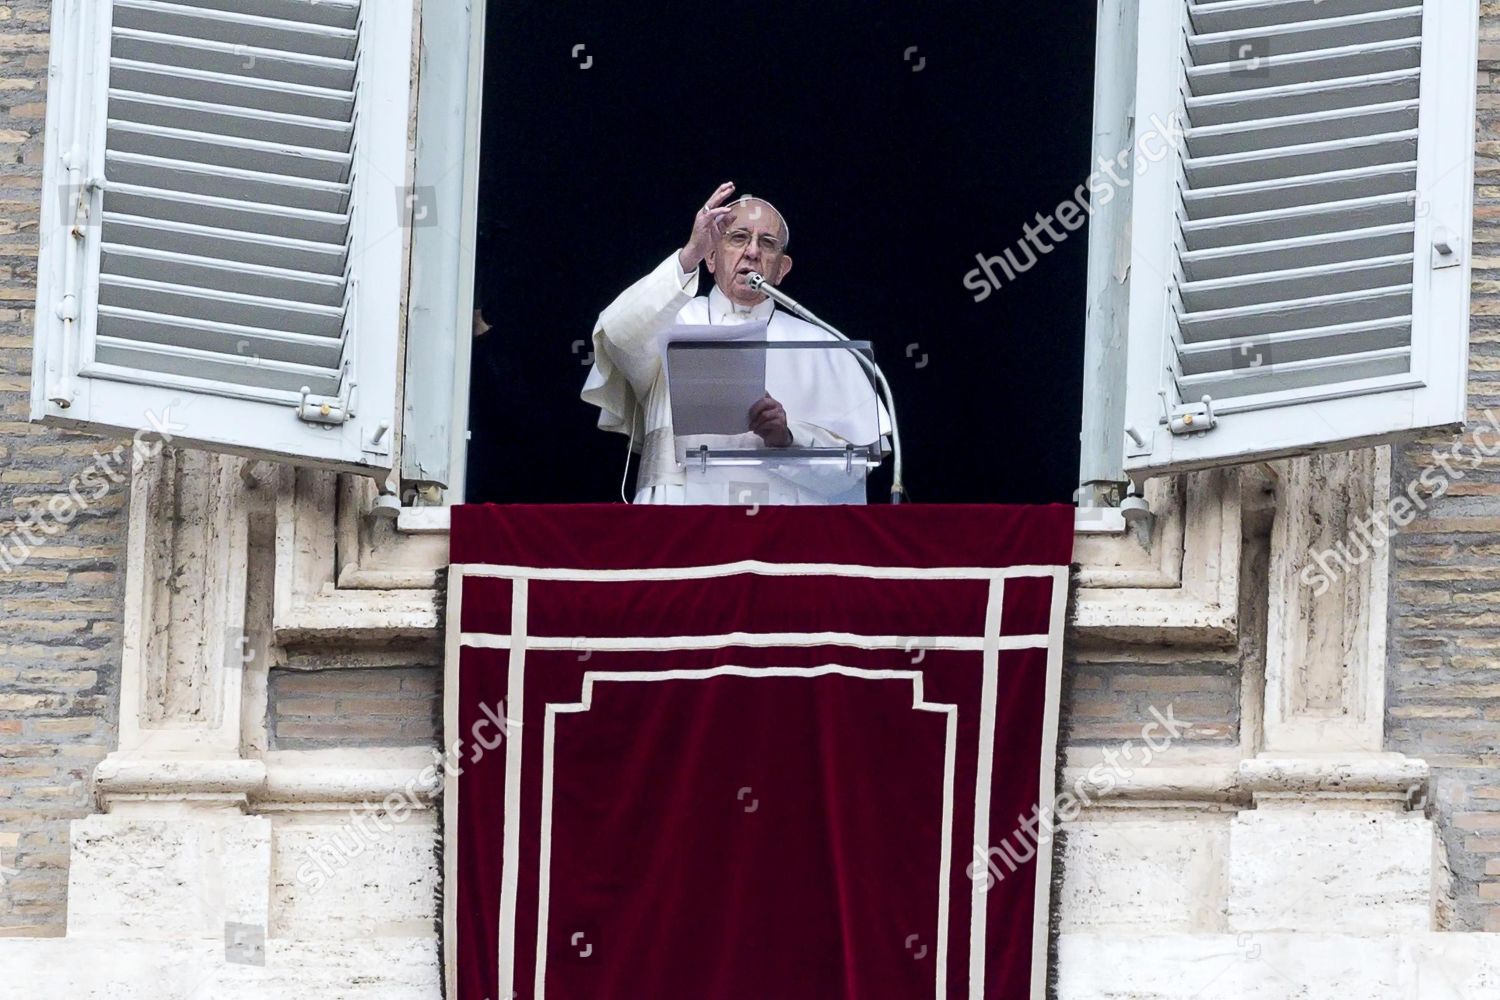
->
<box><xmin>582</xmin><ymin>182</ymin><xmax>885</xmax><ymax>504</ymax></box>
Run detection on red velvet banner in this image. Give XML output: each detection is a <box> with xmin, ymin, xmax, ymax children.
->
<box><xmin>445</xmin><ymin>504</ymin><xmax>1074</xmax><ymax>1000</ymax></box>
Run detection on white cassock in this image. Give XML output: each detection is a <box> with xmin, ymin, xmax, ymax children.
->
<box><xmin>582</xmin><ymin>252</ymin><xmax>888</xmax><ymax>505</ymax></box>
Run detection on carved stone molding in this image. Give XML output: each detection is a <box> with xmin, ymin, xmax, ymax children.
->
<box><xmin>272</xmin><ymin>468</ymin><xmax>440</xmax><ymax>643</ymax></box>
<box><xmin>1071</xmin><ymin>468</ymin><xmax>1243</xmax><ymax>644</ymax></box>
<box><xmin>94</xmin><ymin>756</ymin><xmax>267</xmax><ymax>815</ymax></box>
<box><xmin>1074</xmin><ymin>475</ymin><xmax>1188</xmax><ymax>590</ymax></box>
<box><xmin>334</xmin><ymin>475</ymin><xmax>448</xmax><ymax>590</ymax></box>
<box><xmin>255</xmin><ymin>749</ymin><xmax>442</xmax><ymax>814</ymax></box>
<box><xmin>1062</xmin><ymin>764</ymin><xmax>1248</xmax><ymax>810</ymax></box>
<box><xmin>1239</xmin><ymin>754</ymin><xmax>1429</xmax><ymax>808</ymax></box>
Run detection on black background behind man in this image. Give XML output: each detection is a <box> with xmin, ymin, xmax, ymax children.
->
<box><xmin>466</xmin><ymin>0</ymin><xmax>1094</xmax><ymax>504</ymax></box>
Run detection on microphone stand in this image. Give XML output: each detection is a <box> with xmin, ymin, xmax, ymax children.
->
<box><xmin>746</xmin><ymin>273</ymin><xmax>906</xmax><ymax>503</ymax></box>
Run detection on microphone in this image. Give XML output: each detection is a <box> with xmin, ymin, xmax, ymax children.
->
<box><xmin>745</xmin><ymin>272</ymin><xmax>907</xmax><ymax>503</ymax></box>
<box><xmin>746</xmin><ymin>273</ymin><xmax>826</xmax><ymax>327</ymax></box>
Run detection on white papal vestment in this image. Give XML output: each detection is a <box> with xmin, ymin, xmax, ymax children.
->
<box><xmin>582</xmin><ymin>253</ymin><xmax>887</xmax><ymax>505</ymax></box>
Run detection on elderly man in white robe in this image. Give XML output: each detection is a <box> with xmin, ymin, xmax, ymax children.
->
<box><xmin>582</xmin><ymin>181</ymin><xmax>886</xmax><ymax>505</ymax></box>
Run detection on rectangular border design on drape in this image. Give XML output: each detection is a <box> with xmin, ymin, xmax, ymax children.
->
<box><xmin>444</xmin><ymin>505</ymin><xmax>1074</xmax><ymax>1000</ymax></box>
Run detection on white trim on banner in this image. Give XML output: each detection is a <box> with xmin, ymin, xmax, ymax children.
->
<box><xmin>496</xmin><ymin>578</ymin><xmax>529</xmax><ymax>1000</ymax></box>
<box><xmin>459</xmin><ymin>631</ymin><xmax>1047</xmax><ymax>653</ymax></box>
<box><xmin>454</xmin><ymin>560</ymin><xmax>1065</xmax><ymax>582</ymax></box>
<box><xmin>446</xmin><ymin>560</ymin><xmax>1070</xmax><ymax>1000</ymax></box>
<box><xmin>532</xmin><ymin>665</ymin><xmax>960</xmax><ymax>1000</ymax></box>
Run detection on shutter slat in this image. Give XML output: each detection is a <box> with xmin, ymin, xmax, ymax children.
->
<box><xmin>1179</xmin><ymin>253</ymin><xmax>1414</xmax><ymax>311</ymax></box>
<box><xmin>98</xmin><ymin>305</ymin><xmax>343</xmax><ymax>371</ymax></box>
<box><xmin>108</xmin><ymin>88</ymin><xmax>352</xmax><ymax>151</ymax></box>
<box><xmin>1182</xmin><ymin>162</ymin><xmax>1416</xmax><ymax>218</ymax></box>
<box><xmin>1186</xmin><ymin>69</ymin><xmax>1420</xmax><ymax>126</ymax></box>
<box><xmin>1187</xmin><ymin>37</ymin><xmax>1420</xmax><ymax>95</ymax></box>
<box><xmin>1184</xmin><ymin>129</ymin><xmax>1418</xmax><ymax>187</ymax></box>
<box><xmin>1178</xmin><ymin>346</ymin><xmax>1411</xmax><ymax>397</ymax></box>
<box><xmin>105</xmin><ymin>150</ymin><xmax>351</xmax><ymax>214</ymax></box>
<box><xmin>97</xmin><ymin>305</ymin><xmax>345</xmax><ymax>370</ymax></box>
<box><xmin>172</xmin><ymin>0</ymin><xmax>361</xmax><ymax>30</ymax></box>
<box><xmin>1187</xmin><ymin>6</ymin><xmax>1422</xmax><ymax>64</ymax></box>
<box><xmin>103</xmin><ymin>183</ymin><xmax>350</xmax><ymax>245</ymax></box>
<box><xmin>112</xmin><ymin>28</ymin><xmax>356</xmax><ymax>91</ymax></box>
<box><xmin>106</xmin><ymin>120</ymin><xmax>351</xmax><ymax>182</ymax></box>
<box><xmin>1181</xmin><ymin>191</ymin><xmax>1414</xmax><ymax>250</ymax></box>
<box><xmin>92</xmin><ymin>338</ymin><xmax>343</xmax><ymax>395</ymax></box>
<box><xmin>1188</xmin><ymin>0</ymin><xmax>1417</xmax><ymax>34</ymax></box>
<box><xmin>101</xmin><ymin>244</ymin><xmax>346</xmax><ymax>306</ymax></box>
<box><xmin>1184</xmin><ymin>99</ymin><xmax>1418</xmax><ymax>157</ymax></box>
<box><xmin>110</xmin><ymin>59</ymin><xmax>353</xmax><ymax>120</ymax></box>
<box><xmin>1178</xmin><ymin>316</ymin><xmax>1413</xmax><ymax>374</ymax></box>
<box><xmin>113</xmin><ymin>0</ymin><xmax>357</xmax><ymax>59</ymax></box>
<box><xmin>99</xmin><ymin>274</ymin><xmax>344</xmax><ymax>339</ymax></box>
<box><xmin>1181</xmin><ymin>223</ymin><xmax>1415</xmax><ymax>280</ymax></box>
<box><xmin>1177</xmin><ymin>284</ymin><xmax>1413</xmax><ymax>342</ymax></box>
<box><xmin>101</xmin><ymin>213</ymin><xmax>347</xmax><ymax>275</ymax></box>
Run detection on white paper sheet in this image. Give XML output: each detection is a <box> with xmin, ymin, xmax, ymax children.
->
<box><xmin>664</xmin><ymin>321</ymin><xmax>770</xmax><ymax>436</ymax></box>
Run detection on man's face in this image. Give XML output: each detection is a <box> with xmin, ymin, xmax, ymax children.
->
<box><xmin>706</xmin><ymin>200</ymin><xmax>793</xmax><ymax>307</ymax></box>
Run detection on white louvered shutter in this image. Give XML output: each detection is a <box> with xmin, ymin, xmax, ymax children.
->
<box><xmin>1122</xmin><ymin>0</ymin><xmax>1478</xmax><ymax>478</ymax></box>
<box><xmin>31</xmin><ymin>0</ymin><xmax>414</xmax><ymax>475</ymax></box>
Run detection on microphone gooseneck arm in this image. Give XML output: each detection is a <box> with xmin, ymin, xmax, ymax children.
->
<box><xmin>746</xmin><ymin>273</ymin><xmax>906</xmax><ymax>503</ymax></box>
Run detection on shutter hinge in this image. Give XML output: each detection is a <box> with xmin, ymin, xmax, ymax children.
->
<box><xmin>1160</xmin><ymin>390</ymin><xmax>1217</xmax><ymax>436</ymax></box>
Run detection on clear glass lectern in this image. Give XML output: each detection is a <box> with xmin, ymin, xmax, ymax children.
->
<box><xmin>665</xmin><ymin>340</ymin><xmax>885</xmax><ymax>506</ymax></box>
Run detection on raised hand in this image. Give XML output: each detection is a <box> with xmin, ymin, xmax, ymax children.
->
<box><xmin>678</xmin><ymin>181</ymin><xmax>736</xmax><ymax>273</ymax></box>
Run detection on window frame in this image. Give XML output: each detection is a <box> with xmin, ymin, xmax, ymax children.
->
<box><xmin>400</xmin><ymin>0</ymin><xmax>487</xmax><ymax>497</ymax></box>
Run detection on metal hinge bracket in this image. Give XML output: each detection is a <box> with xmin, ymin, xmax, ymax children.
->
<box><xmin>1160</xmin><ymin>390</ymin><xmax>1217</xmax><ymax>436</ymax></box>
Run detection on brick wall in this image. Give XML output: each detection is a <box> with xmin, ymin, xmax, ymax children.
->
<box><xmin>0</xmin><ymin>2</ymin><xmax>127</xmax><ymax>937</ymax></box>
<box><xmin>1384</xmin><ymin>26</ymin><xmax>1500</xmax><ymax>933</ymax></box>
<box><xmin>269</xmin><ymin>667</ymin><xmax>440</xmax><ymax>750</ymax></box>
<box><xmin>1063</xmin><ymin>650</ymin><xmax>1242</xmax><ymax>747</ymax></box>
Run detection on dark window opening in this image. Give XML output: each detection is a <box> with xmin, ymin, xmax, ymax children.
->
<box><xmin>468</xmin><ymin>1</ymin><xmax>1095</xmax><ymax>504</ymax></box>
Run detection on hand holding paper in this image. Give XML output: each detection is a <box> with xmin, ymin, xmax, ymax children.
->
<box><xmin>748</xmin><ymin>394</ymin><xmax>792</xmax><ymax>447</ymax></box>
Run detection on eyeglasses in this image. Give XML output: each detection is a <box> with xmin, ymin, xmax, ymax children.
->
<box><xmin>723</xmin><ymin>229</ymin><xmax>785</xmax><ymax>253</ymax></box>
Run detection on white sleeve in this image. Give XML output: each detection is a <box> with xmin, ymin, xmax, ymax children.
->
<box><xmin>786</xmin><ymin>419</ymin><xmax>849</xmax><ymax>448</ymax></box>
<box><xmin>580</xmin><ymin>253</ymin><xmax>699</xmax><ymax>437</ymax></box>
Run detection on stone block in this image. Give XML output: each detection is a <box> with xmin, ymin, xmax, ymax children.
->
<box><xmin>270</xmin><ymin>812</ymin><xmax>438</xmax><ymax>940</ymax></box>
<box><xmin>1058</xmin><ymin>816</ymin><xmax>1230</xmax><ymax>933</ymax></box>
<box><xmin>1228</xmin><ymin>810</ymin><xmax>1436</xmax><ymax>933</ymax></box>
<box><xmin>65</xmin><ymin>815</ymin><xmax>271</xmax><ymax>938</ymax></box>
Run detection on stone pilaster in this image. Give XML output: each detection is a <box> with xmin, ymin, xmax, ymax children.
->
<box><xmin>1229</xmin><ymin>447</ymin><xmax>1441</xmax><ymax>933</ymax></box>
<box><xmin>77</xmin><ymin>448</ymin><xmax>270</xmax><ymax>941</ymax></box>
<box><xmin>95</xmin><ymin>447</ymin><xmax>264</xmax><ymax>812</ymax></box>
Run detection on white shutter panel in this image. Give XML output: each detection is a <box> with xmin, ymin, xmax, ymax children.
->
<box><xmin>1122</xmin><ymin>0</ymin><xmax>1478</xmax><ymax>478</ymax></box>
<box><xmin>30</xmin><ymin>0</ymin><xmax>413</xmax><ymax>475</ymax></box>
